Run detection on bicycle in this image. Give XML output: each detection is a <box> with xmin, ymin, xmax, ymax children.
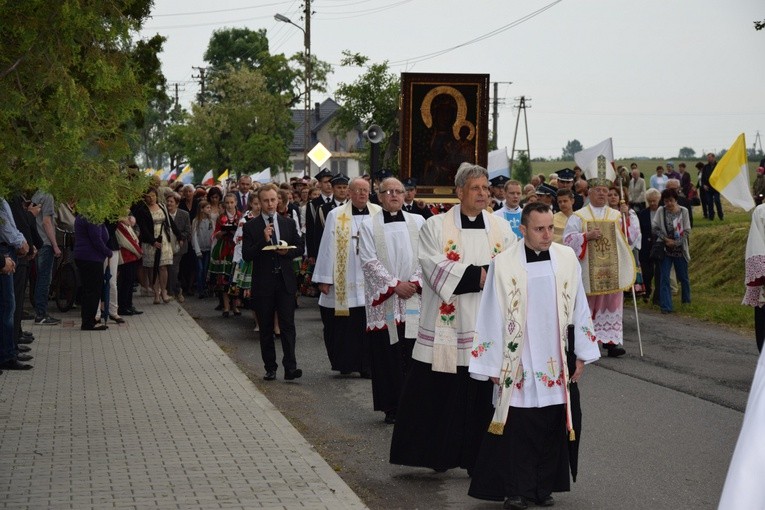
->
<box><xmin>28</xmin><ymin>228</ymin><xmax>79</xmax><ymax>312</ymax></box>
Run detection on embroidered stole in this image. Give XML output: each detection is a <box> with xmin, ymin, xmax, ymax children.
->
<box><xmin>575</xmin><ymin>205</ymin><xmax>636</xmax><ymax>295</ymax></box>
<box><xmin>333</xmin><ymin>201</ymin><xmax>381</xmax><ymax>316</ymax></box>
<box><xmin>372</xmin><ymin>212</ymin><xmax>420</xmax><ymax>344</ymax></box>
<box><xmin>487</xmin><ymin>244</ymin><xmax>577</xmax><ymax>439</ymax></box>
<box><xmin>432</xmin><ymin>207</ymin><xmax>505</xmax><ymax>373</ymax></box>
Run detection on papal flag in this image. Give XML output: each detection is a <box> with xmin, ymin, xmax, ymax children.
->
<box><xmin>179</xmin><ymin>165</ymin><xmax>193</xmax><ymax>184</ymax></box>
<box><xmin>217</xmin><ymin>169</ymin><xmax>229</xmax><ymax>182</ymax></box>
<box><xmin>574</xmin><ymin>138</ymin><xmax>616</xmax><ymax>187</ymax></box>
<box><xmin>710</xmin><ymin>133</ymin><xmax>755</xmax><ymax>211</ymax></box>
<box><xmin>167</xmin><ymin>169</ymin><xmax>178</xmax><ymax>182</ymax></box>
<box><xmin>201</xmin><ymin>169</ymin><xmax>214</xmax><ymax>186</ymax></box>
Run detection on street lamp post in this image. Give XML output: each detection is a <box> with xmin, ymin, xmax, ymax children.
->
<box><xmin>275</xmin><ymin>6</ymin><xmax>311</xmax><ymax>177</ymax></box>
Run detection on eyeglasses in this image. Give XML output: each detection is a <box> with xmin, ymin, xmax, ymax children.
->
<box><xmin>381</xmin><ymin>189</ymin><xmax>405</xmax><ymax>196</ymax></box>
<box><xmin>351</xmin><ymin>188</ymin><xmax>370</xmax><ymax>194</ymax></box>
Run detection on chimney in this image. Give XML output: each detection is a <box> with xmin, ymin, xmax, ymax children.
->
<box><xmin>314</xmin><ymin>102</ymin><xmax>321</xmax><ymax>122</ymax></box>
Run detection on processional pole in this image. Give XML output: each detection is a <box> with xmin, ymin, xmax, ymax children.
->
<box><xmin>619</xmin><ymin>183</ymin><xmax>644</xmax><ymax>357</ymax></box>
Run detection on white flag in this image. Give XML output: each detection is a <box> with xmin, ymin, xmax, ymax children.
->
<box><xmin>251</xmin><ymin>167</ymin><xmax>272</xmax><ymax>184</ymax></box>
<box><xmin>487</xmin><ymin>147</ymin><xmax>510</xmax><ymax>180</ymax></box>
<box><xmin>574</xmin><ymin>138</ymin><xmax>616</xmax><ymax>186</ymax></box>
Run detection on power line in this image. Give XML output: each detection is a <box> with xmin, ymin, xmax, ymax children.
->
<box><xmin>386</xmin><ymin>0</ymin><xmax>562</xmax><ymax>66</ymax></box>
<box><xmin>150</xmin><ymin>1</ymin><xmax>292</xmax><ymax>18</ymax></box>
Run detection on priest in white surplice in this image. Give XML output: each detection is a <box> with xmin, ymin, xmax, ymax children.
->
<box><xmin>359</xmin><ymin>177</ymin><xmax>426</xmax><ymax>425</ymax></box>
<box><xmin>390</xmin><ymin>163</ymin><xmax>517</xmax><ymax>473</ymax></box>
<box><xmin>314</xmin><ymin>177</ymin><xmax>382</xmax><ymax>376</ymax></box>
<box><xmin>468</xmin><ymin>202</ymin><xmax>600</xmax><ymax>509</ymax></box>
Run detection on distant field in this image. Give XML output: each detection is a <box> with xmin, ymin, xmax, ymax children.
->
<box><xmin>524</xmin><ymin>158</ymin><xmax>760</xmax><ymax>186</ymax></box>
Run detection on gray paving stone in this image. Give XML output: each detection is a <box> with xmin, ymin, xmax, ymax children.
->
<box><xmin>0</xmin><ymin>298</ymin><xmax>367</xmax><ymax>509</ymax></box>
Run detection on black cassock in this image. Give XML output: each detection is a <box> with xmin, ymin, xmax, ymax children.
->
<box><xmin>468</xmin><ymin>327</ymin><xmax>582</xmax><ymax>502</ymax></box>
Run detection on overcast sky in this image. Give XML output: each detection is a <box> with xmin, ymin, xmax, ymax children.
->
<box><xmin>139</xmin><ymin>0</ymin><xmax>765</xmax><ymax>160</ymax></box>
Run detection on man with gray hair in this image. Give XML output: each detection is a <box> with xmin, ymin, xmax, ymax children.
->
<box><xmin>390</xmin><ymin>162</ymin><xmax>517</xmax><ymax>474</ymax></box>
<box><xmin>359</xmin><ymin>177</ymin><xmax>426</xmax><ymax>424</ymax></box>
<box><xmin>314</xmin><ymin>177</ymin><xmax>382</xmax><ymax>377</ymax></box>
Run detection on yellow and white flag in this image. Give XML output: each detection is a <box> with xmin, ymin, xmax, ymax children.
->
<box><xmin>710</xmin><ymin>133</ymin><xmax>755</xmax><ymax>211</ymax></box>
<box><xmin>217</xmin><ymin>169</ymin><xmax>229</xmax><ymax>182</ymax></box>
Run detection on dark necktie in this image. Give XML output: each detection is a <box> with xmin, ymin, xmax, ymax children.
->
<box><xmin>405</xmin><ymin>204</ymin><xmax>412</xmax><ymax>212</ymax></box>
<box><xmin>268</xmin><ymin>216</ymin><xmax>277</xmax><ymax>245</ymax></box>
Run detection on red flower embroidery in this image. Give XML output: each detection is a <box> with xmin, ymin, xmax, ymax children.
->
<box><xmin>446</xmin><ymin>250</ymin><xmax>460</xmax><ymax>261</ymax></box>
<box><xmin>439</xmin><ymin>302</ymin><xmax>455</xmax><ymax>315</ymax></box>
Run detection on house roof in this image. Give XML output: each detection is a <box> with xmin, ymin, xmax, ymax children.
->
<box><xmin>289</xmin><ymin>98</ymin><xmax>342</xmax><ymax>152</ymax></box>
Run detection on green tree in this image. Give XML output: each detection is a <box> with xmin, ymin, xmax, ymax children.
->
<box><xmin>512</xmin><ymin>151</ymin><xmax>532</xmax><ymax>184</ymax></box>
<box><xmin>203</xmin><ymin>27</ymin><xmax>331</xmax><ymax>107</ymax></box>
<box><xmin>1</xmin><ymin>1</ymin><xmax>155</xmax><ymax>220</ymax></box>
<box><xmin>561</xmin><ymin>140</ymin><xmax>583</xmax><ymax>160</ymax></box>
<box><xmin>180</xmin><ymin>67</ymin><xmax>293</xmax><ymax>179</ymax></box>
<box><xmin>333</xmin><ymin>52</ymin><xmax>401</xmax><ymax>172</ymax></box>
<box><xmin>678</xmin><ymin>147</ymin><xmax>696</xmax><ymax>159</ymax></box>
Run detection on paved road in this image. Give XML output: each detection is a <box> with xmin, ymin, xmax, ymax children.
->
<box><xmin>185</xmin><ymin>294</ymin><xmax>759</xmax><ymax>510</ymax></box>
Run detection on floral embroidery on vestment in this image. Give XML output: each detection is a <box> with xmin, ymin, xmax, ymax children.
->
<box><xmin>471</xmin><ymin>341</ymin><xmax>492</xmax><ymax>358</ymax></box>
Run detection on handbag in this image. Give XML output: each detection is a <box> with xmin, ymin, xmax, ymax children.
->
<box><xmin>649</xmin><ymin>238</ymin><xmax>665</xmax><ymax>261</ymax></box>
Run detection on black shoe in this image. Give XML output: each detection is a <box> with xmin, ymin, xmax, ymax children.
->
<box><xmin>16</xmin><ymin>354</ymin><xmax>33</xmax><ymax>362</ymax></box>
<box><xmin>537</xmin><ymin>495</ymin><xmax>555</xmax><ymax>507</ymax></box>
<box><xmin>118</xmin><ymin>308</ymin><xmax>133</xmax><ymax>316</ymax></box>
<box><xmin>360</xmin><ymin>371</ymin><xmax>372</xmax><ymax>379</ymax></box>
<box><xmin>18</xmin><ymin>345</ymin><xmax>31</xmax><ymax>353</ymax></box>
<box><xmin>22</xmin><ymin>330</ymin><xmax>33</xmax><ymax>337</ymax></box>
<box><xmin>384</xmin><ymin>410</ymin><xmax>396</xmax><ymax>424</ymax></box>
<box><xmin>504</xmin><ymin>496</ymin><xmax>528</xmax><ymax>510</ymax></box>
<box><xmin>1</xmin><ymin>360</ymin><xmax>33</xmax><ymax>370</ymax></box>
<box><xmin>17</xmin><ymin>336</ymin><xmax>34</xmax><ymax>344</ymax></box>
<box><xmin>81</xmin><ymin>324</ymin><xmax>108</xmax><ymax>331</ymax></box>
<box><xmin>109</xmin><ymin>315</ymin><xmax>125</xmax><ymax>324</ymax></box>
<box><xmin>128</xmin><ymin>307</ymin><xmax>143</xmax><ymax>315</ymax></box>
<box><xmin>263</xmin><ymin>370</ymin><xmax>277</xmax><ymax>381</ymax></box>
<box><xmin>284</xmin><ymin>368</ymin><xmax>303</xmax><ymax>381</ymax></box>
<box><xmin>605</xmin><ymin>345</ymin><xmax>626</xmax><ymax>357</ymax></box>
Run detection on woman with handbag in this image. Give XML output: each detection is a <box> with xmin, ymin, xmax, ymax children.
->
<box><xmin>652</xmin><ymin>188</ymin><xmax>692</xmax><ymax>314</ymax></box>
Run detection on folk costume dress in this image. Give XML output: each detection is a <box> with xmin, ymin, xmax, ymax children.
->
<box><xmin>359</xmin><ymin>209</ymin><xmax>426</xmax><ymax>416</ymax></box>
<box><xmin>563</xmin><ymin>204</ymin><xmax>637</xmax><ymax>347</ymax></box>
<box><xmin>313</xmin><ymin>201</ymin><xmax>382</xmax><ymax>375</ymax></box>
<box><xmin>209</xmin><ymin>210</ymin><xmax>241</xmax><ymax>291</ymax></box>
<box><xmin>230</xmin><ymin>210</ymin><xmax>255</xmax><ymax>299</ymax></box>
<box><xmin>389</xmin><ymin>205</ymin><xmax>516</xmax><ymax>472</ymax></box>
<box><xmin>467</xmin><ymin>243</ymin><xmax>600</xmax><ymax>503</ymax></box>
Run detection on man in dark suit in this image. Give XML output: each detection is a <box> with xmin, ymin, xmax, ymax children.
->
<box><xmin>305</xmin><ymin>168</ymin><xmax>333</xmax><ymax>261</ymax></box>
<box><xmin>242</xmin><ymin>184</ymin><xmax>305</xmax><ymax>381</ymax></box>
<box><xmin>234</xmin><ymin>175</ymin><xmax>253</xmax><ymax>213</ymax></box>
<box><xmin>638</xmin><ymin>189</ymin><xmax>662</xmax><ymax>304</ymax></box>
<box><xmin>317</xmin><ymin>173</ymin><xmax>350</xmax><ymax>230</ymax></box>
<box><xmin>401</xmin><ymin>177</ymin><xmax>433</xmax><ymax>218</ymax></box>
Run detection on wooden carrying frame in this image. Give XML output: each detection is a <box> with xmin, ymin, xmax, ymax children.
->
<box><xmin>399</xmin><ymin>73</ymin><xmax>489</xmax><ymax>200</ymax></box>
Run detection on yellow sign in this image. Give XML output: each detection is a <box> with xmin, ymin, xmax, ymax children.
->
<box><xmin>308</xmin><ymin>142</ymin><xmax>331</xmax><ymax>168</ymax></box>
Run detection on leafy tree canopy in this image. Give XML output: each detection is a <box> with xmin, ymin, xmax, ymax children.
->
<box><xmin>561</xmin><ymin>139</ymin><xmax>583</xmax><ymax>160</ymax></box>
<box><xmin>332</xmin><ymin>52</ymin><xmax>401</xmax><ymax>172</ymax></box>
<box><xmin>1</xmin><ymin>0</ymin><xmax>160</xmax><ymax>220</ymax></box>
<box><xmin>678</xmin><ymin>146</ymin><xmax>696</xmax><ymax>159</ymax></box>
<box><xmin>177</xmin><ymin>67</ymin><xmax>293</xmax><ymax>180</ymax></box>
<box><xmin>203</xmin><ymin>27</ymin><xmax>331</xmax><ymax>107</ymax></box>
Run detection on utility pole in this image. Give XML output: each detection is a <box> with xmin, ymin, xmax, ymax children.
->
<box><xmin>490</xmin><ymin>81</ymin><xmax>512</xmax><ymax>149</ymax></box>
<box><xmin>192</xmin><ymin>66</ymin><xmax>206</xmax><ymax>105</ymax></box>
<box><xmin>509</xmin><ymin>96</ymin><xmax>531</xmax><ymax>172</ymax></box>
<box><xmin>754</xmin><ymin>130</ymin><xmax>763</xmax><ymax>155</ymax></box>
<box><xmin>304</xmin><ymin>0</ymin><xmax>312</xmax><ymax>177</ymax></box>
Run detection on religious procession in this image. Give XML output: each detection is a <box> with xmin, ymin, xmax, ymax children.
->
<box><xmin>4</xmin><ymin>3</ymin><xmax>765</xmax><ymax>507</ymax></box>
